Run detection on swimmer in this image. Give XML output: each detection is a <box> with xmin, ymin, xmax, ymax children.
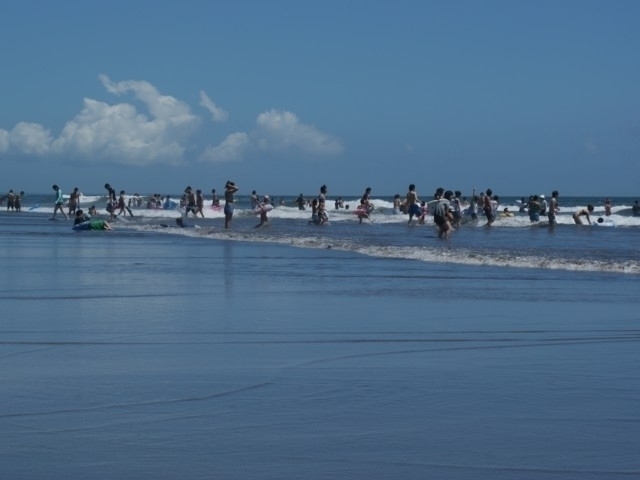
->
<box><xmin>500</xmin><ymin>207</ymin><xmax>514</xmax><ymax>218</ymax></box>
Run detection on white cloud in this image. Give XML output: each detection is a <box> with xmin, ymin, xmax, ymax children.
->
<box><xmin>199</xmin><ymin>132</ymin><xmax>250</xmax><ymax>163</ymax></box>
<box><xmin>0</xmin><ymin>122</ymin><xmax>53</xmax><ymax>155</ymax></box>
<box><xmin>0</xmin><ymin>76</ymin><xmax>343</xmax><ymax>167</ymax></box>
<box><xmin>199</xmin><ymin>109</ymin><xmax>343</xmax><ymax>164</ymax></box>
<box><xmin>51</xmin><ymin>97</ymin><xmax>193</xmax><ymax>166</ymax></box>
<box><xmin>98</xmin><ymin>74</ymin><xmax>195</xmax><ymax>125</ymax></box>
<box><xmin>199</xmin><ymin>91</ymin><xmax>229</xmax><ymax>123</ymax></box>
<box><xmin>254</xmin><ymin>109</ymin><xmax>343</xmax><ymax>156</ymax></box>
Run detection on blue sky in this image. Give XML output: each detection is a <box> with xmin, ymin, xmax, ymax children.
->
<box><xmin>1</xmin><ymin>0</ymin><xmax>639</xmax><ymax>196</ymax></box>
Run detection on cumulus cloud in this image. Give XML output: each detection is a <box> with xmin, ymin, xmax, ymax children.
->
<box><xmin>98</xmin><ymin>74</ymin><xmax>195</xmax><ymax>125</ymax></box>
<box><xmin>199</xmin><ymin>109</ymin><xmax>343</xmax><ymax>164</ymax></box>
<box><xmin>0</xmin><ymin>122</ymin><xmax>52</xmax><ymax>155</ymax></box>
<box><xmin>199</xmin><ymin>132</ymin><xmax>250</xmax><ymax>163</ymax></box>
<box><xmin>0</xmin><ymin>75</ymin><xmax>343</xmax><ymax>167</ymax></box>
<box><xmin>254</xmin><ymin>109</ymin><xmax>343</xmax><ymax>155</ymax></box>
<box><xmin>51</xmin><ymin>97</ymin><xmax>193</xmax><ymax>166</ymax></box>
<box><xmin>199</xmin><ymin>91</ymin><xmax>229</xmax><ymax>123</ymax></box>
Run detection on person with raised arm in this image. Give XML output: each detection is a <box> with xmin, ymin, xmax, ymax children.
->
<box><xmin>224</xmin><ymin>181</ymin><xmax>239</xmax><ymax>229</ymax></box>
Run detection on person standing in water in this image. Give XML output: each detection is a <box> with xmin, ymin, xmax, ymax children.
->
<box><xmin>51</xmin><ymin>185</ymin><xmax>68</xmax><ymax>220</ymax></box>
<box><xmin>318</xmin><ymin>185</ymin><xmax>328</xmax><ymax>204</ymax></box>
<box><xmin>224</xmin><ymin>181</ymin><xmax>239</xmax><ymax>229</ymax></box>
<box><xmin>483</xmin><ymin>188</ymin><xmax>495</xmax><ymax>227</ymax></box>
<box><xmin>211</xmin><ymin>189</ymin><xmax>220</xmax><ymax>207</ymax></box>
<box><xmin>195</xmin><ymin>189</ymin><xmax>205</xmax><ymax>217</ymax></box>
<box><xmin>361</xmin><ymin>187</ymin><xmax>374</xmax><ymax>214</ymax></box>
<box><xmin>295</xmin><ymin>193</ymin><xmax>306</xmax><ymax>210</ymax></box>
<box><xmin>548</xmin><ymin>190</ymin><xmax>559</xmax><ymax>226</ymax></box>
<box><xmin>406</xmin><ymin>184</ymin><xmax>421</xmax><ymax>225</ymax></box>
<box><xmin>104</xmin><ymin>183</ymin><xmax>117</xmax><ymax>220</ymax></box>
<box><xmin>250</xmin><ymin>190</ymin><xmax>259</xmax><ymax>209</ymax></box>
<box><xmin>67</xmin><ymin>187</ymin><xmax>81</xmax><ymax>216</ymax></box>
<box><xmin>5</xmin><ymin>189</ymin><xmax>15</xmax><ymax>211</ymax></box>
<box><xmin>255</xmin><ymin>196</ymin><xmax>271</xmax><ymax>228</ymax></box>
<box><xmin>434</xmin><ymin>190</ymin><xmax>454</xmax><ymax>239</ymax></box>
<box><xmin>116</xmin><ymin>190</ymin><xmax>134</xmax><ymax>217</ymax></box>
<box><xmin>14</xmin><ymin>191</ymin><xmax>24</xmax><ymax>212</ymax></box>
<box><xmin>184</xmin><ymin>186</ymin><xmax>197</xmax><ymax>217</ymax></box>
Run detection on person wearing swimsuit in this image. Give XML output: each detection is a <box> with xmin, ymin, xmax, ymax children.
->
<box><xmin>573</xmin><ymin>204</ymin><xmax>594</xmax><ymax>225</ymax></box>
<box><xmin>224</xmin><ymin>181</ymin><xmax>239</xmax><ymax>229</ymax></box>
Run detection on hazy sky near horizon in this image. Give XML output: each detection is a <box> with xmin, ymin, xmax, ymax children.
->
<box><xmin>1</xmin><ymin>0</ymin><xmax>639</xmax><ymax>196</ymax></box>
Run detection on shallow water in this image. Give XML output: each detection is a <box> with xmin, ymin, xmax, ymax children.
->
<box><xmin>1</xmin><ymin>212</ymin><xmax>639</xmax><ymax>479</ymax></box>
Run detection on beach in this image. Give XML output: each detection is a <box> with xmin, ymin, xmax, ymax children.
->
<box><xmin>1</xmin><ymin>205</ymin><xmax>639</xmax><ymax>479</ymax></box>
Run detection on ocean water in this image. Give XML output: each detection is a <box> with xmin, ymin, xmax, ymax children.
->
<box><xmin>12</xmin><ymin>192</ymin><xmax>640</xmax><ymax>273</ymax></box>
<box><xmin>1</xmin><ymin>194</ymin><xmax>639</xmax><ymax>479</ymax></box>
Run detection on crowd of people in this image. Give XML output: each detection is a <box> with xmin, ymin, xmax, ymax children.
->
<box><xmin>3</xmin><ymin>182</ymin><xmax>639</xmax><ymax>236</ymax></box>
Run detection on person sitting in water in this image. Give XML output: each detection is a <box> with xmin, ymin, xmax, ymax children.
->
<box><xmin>573</xmin><ymin>204</ymin><xmax>594</xmax><ymax>225</ymax></box>
<box><xmin>633</xmin><ymin>200</ymin><xmax>640</xmax><ymax>217</ymax></box>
